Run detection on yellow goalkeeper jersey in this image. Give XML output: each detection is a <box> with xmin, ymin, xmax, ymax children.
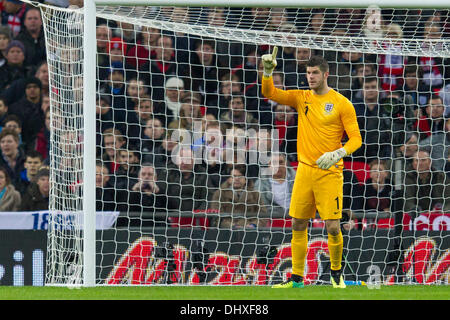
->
<box><xmin>262</xmin><ymin>76</ymin><xmax>362</xmax><ymax>171</ymax></box>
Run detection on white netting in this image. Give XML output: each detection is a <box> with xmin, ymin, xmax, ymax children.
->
<box><xmin>40</xmin><ymin>3</ymin><xmax>450</xmax><ymax>286</ymax></box>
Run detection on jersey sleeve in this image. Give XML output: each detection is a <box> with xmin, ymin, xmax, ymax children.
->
<box><xmin>261</xmin><ymin>76</ymin><xmax>302</xmax><ymax>110</ymax></box>
<box><xmin>340</xmin><ymin>98</ymin><xmax>362</xmax><ymax>155</ymax></box>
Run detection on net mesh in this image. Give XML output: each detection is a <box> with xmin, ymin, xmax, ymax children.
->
<box><xmin>41</xmin><ymin>3</ymin><xmax>450</xmax><ymax>286</ymax></box>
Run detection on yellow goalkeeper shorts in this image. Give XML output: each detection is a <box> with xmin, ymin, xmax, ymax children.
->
<box><xmin>288</xmin><ymin>162</ymin><xmax>343</xmax><ymax>221</ymax></box>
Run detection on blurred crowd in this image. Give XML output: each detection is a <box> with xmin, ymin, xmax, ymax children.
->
<box><xmin>0</xmin><ymin>1</ymin><xmax>449</xmax><ymax>230</ymax></box>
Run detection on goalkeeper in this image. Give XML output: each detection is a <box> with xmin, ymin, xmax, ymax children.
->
<box><xmin>261</xmin><ymin>47</ymin><xmax>362</xmax><ymax>289</ymax></box>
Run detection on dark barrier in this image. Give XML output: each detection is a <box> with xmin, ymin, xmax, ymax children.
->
<box><xmin>0</xmin><ymin>229</ymin><xmax>448</xmax><ymax>285</ymax></box>
<box><xmin>100</xmin><ymin>228</ymin><xmax>449</xmax><ymax>285</ymax></box>
<box><xmin>0</xmin><ymin>230</ymin><xmax>47</xmax><ymax>286</ymax></box>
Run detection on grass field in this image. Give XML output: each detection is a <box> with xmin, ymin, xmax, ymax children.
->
<box><xmin>1</xmin><ymin>285</ymin><xmax>448</xmax><ymax>300</ymax></box>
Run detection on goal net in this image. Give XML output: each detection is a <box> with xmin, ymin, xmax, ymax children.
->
<box><xmin>40</xmin><ymin>2</ymin><xmax>450</xmax><ymax>286</ymax></box>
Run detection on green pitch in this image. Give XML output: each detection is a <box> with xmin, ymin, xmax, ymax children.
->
<box><xmin>0</xmin><ymin>285</ymin><xmax>448</xmax><ymax>300</ymax></box>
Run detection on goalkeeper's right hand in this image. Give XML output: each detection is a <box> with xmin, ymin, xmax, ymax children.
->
<box><xmin>261</xmin><ymin>46</ymin><xmax>278</xmax><ymax>78</ymax></box>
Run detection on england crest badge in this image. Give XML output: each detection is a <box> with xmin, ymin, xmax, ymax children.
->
<box><xmin>324</xmin><ymin>103</ymin><xmax>334</xmax><ymax>114</ymax></box>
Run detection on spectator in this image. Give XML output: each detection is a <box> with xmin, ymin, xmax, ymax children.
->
<box><xmin>0</xmin><ymin>25</ymin><xmax>11</xmax><ymax>67</ymax></box>
<box><xmin>220</xmin><ymin>125</ymin><xmax>259</xmax><ymax>181</ymax></box>
<box><xmin>33</xmin><ymin>107</ymin><xmax>49</xmax><ymax>161</ymax></box>
<box><xmin>98</xmin><ymin>36</ymin><xmax>127</xmax><ymax>81</ymax></box>
<box><xmin>241</xmin><ymin>44</ymin><xmax>258</xmax><ymax>85</ymax></box>
<box><xmin>9</xmin><ymin>76</ymin><xmax>43</xmax><ymax>151</ymax></box>
<box><xmin>219</xmin><ymin>93</ymin><xmax>258</xmax><ymax>131</ymax></box>
<box><xmin>439</xmin><ymin>82</ymin><xmax>450</xmax><ymax>118</ymax></box>
<box><xmin>95</xmin><ymin>94</ymin><xmax>113</xmax><ymax>146</ymax></box>
<box><xmin>446</xmin><ymin>152</ymin><xmax>450</xmax><ymax>179</ymax></box>
<box><xmin>100</xmin><ymin>66</ymin><xmax>126</xmax><ymax>98</ymax></box>
<box><xmin>16</xmin><ymin>149</ymin><xmax>42</xmax><ymax>194</ymax></box>
<box><xmin>14</xmin><ymin>7</ymin><xmax>46</xmax><ymax>67</ymax></box>
<box><xmin>273</xmin><ymin>103</ymin><xmax>298</xmax><ymax>160</ymax></box>
<box><xmin>0</xmin><ymin>165</ymin><xmax>20</xmax><ymax>211</ymax></box>
<box><xmin>168</xmin><ymin>93</ymin><xmax>204</xmax><ymax>134</ymax></box>
<box><xmin>205</xmin><ymin>8</ymin><xmax>243</xmax><ymax>69</ymax></box>
<box><xmin>190</xmin><ymin>39</ymin><xmax>221</xmax><ymax>107</ymax></box>
<box><xmin>0</xmin><ymin>40</ymin><xmax>32</xmax><ymax>91</ymax></box>
<box><xmin>95</xmin><ymin>161</ymin><xmax>116</xmax><ymax>211</ymax></box>
<box><xmin>154</xmin><ymin>76</ymin><xmax>183</xmax><ymax>125</ymax></box>
<box><xmin>20</xmin><ymin>166</ymin><xmax>49</xmax><ymax>211</ymax></box>
<box><xmin>98</xmin><ymin>68</ymin><xmax>128</xmax><ymax>137</ymax></box>
<box><xmin>398</xmin><ymin>132</ymin><xmax>419</xmax><ymax>161</ymax></box>
<box><xmin>248</xmin><ymin>7</ymin><xmax>271</xmax><ymax>31</ymax></box>
<box><xmin>115</xmin><ymin>148</ymin><xmax>140</xmax><ymax>188</ymax></box>
<box><xmin>0</xmin><ymin>0</ymin><xmax>27</xmax><ymax>37</ymax></box>
<box><xmin>213</xmin><ymin>71</ymin><xmax>243</xmax><ymax>118</ymax></box>
<box><xmin>126</xmin><ymin>26</ymin><xmax>160</xmax><ymax>69</ymax></box>
<box><xmin>161</xmin><ymin>7</ymin><xmax>193</xmax><ymax>66</ymax></box>
<box><xmin>141</xmin><ymin>116</ymin><xmax>165</xmax><ymax>159</ymax></box>
<box><xmin>114</xmin><ymin>21</ymin><xmax>137</xmax><ymax>45</ymax></box>
<box><xmin>414</xmin><ymin>94</ymin><xmax>447</xmax><ymax>141</ymax></box>
<box><xmin>284</xmin><ymin>47</ymin><xmax>311</xmax><ymax>90</ymax></box>
<box><xmin>336</xmin><ymin>8</ymin><xmax>365</xmax><ymax>37</ymax></box>
<box><xmin>363</xmin><ymin>159</ymin><xmax>392</xmax><ymax>213</ymax></box>
<box><xmin>0</xmin><ymin>128</ymin><xmax>24</xmax><ymax>188</ymax></box>
<box><xmin>96</xmin><ymin>23</ymin><xmax>112</xmax><ymax>69</ymax></box>
<box><xmin>351</xmin><ymin>63</ymin><xmax>376</xmax><ymax>102</ymax></box>
<box><xmin>125</xmin><ymin>77</ymin><xmax>148</xmax><ymax>110</ymax></box>
<box><xmin>153</xmin><ymin>129</ymin><xmax>178</xmax><ymax>170</ymax></box>
<box><xmin>117</xmin><ymin>163</ymin><xmax>168</xmax><ymax>226</ymax></box>
<box><xmin>200</xmin><ymin>120</ymin><xmax>224</xmax><ymax>197</ymax></box>
<box><xmin>166</xmin><ymin>146</ymin><xmax>209</xmax><ymax>212</ymax></box>
<box><xmin>415</xmin><ymin>19</ymin><xmax>448</xmax><ymax>91</ymax></box>
<box><xmin>0</xmin><ymin>96</ymin><xmax>8</xmax><ymax>130</ymax></box>
<box><xmin>2</xmin><ymin>114</ymin><xmax>23</xmax><ymax>148</ymax></box>
<box><xmin>327</xmin><ymin>50</ymin><xmax>364</xmax><ymax>99</ymax></box>
<box><xmin>308</xmin><ymin>10</ymin><xmax>326</xmax><ymax>35</ymax></box>
<box><xmin>403</xmin><ymin>64</ymin><xmax>429</xmax><ymax>108</ymax></box>
<box><xmin>378</xmin><ymin>23</ymin><xmax>407</xmax><ymax>92</ymax></box>
<box><xmin>352</xmin><ymin>76</ymin><xmax>391</xmax><ymax>162</ymax></box>
<box><xmin>100</xmin><ymin>128</ymin><xmax>126</xmax><ymax>174</ymax></box>
<box><xmin>41</xmin><ymin>94</ymin><xmax>49</xmax><ymax>113</ymax></box>
<box><xmin>404</xmin><ymin>149</ymin><xmax>450</xmax><ymax>216</ymax></box>
<box><xmin>35</xmin><ymin>61</ymin><xmax>49</xmax><ymax>98</ymax></box>
<box><xmin>381</xmin><ymin>89</ymin><xmax>416</xmax><ymax>149</ymax></box>
<box><xmin>419</xmin><ymin>118</ymin><xmax>450</xmax><ymax>172</ymax></box>
<box><xmin>245</xmin><ymin>55</ymin><xmax>277</xmax><ymax>125</ymax></box>
<box><xmin>140</xmin><ymin>34</ymin><xmax>187</xmax><ymax>102</ymax></box>
<box><xmin>342</xmin><ymin>167</ymin><xmax>363</xmax><ymax>230</ymax></box>
<box><xmin>209</xmin><ymin>165</ymin><xmax>267</xmax><ymax>229</ymax></box>
<box><xmin>254</xmin><ymin>152</ymin><xmax>295</xmax><ymax>218</ymax></box>
<box><xmin>3</xmin><ymin>60</ymin><xmax>49</xmax><ymax>106</ymax></box>
<box><xmin>266</xmin><ymin>8</ymin><xmax>289</xmax><ymax>32</ymax></box>
<box><xmin>127</xmin><ymin>94</ymin><xmax>161</xmax><ymax>147</ymax></box>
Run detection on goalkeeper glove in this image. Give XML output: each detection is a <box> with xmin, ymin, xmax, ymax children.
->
<box><xmin>261</xmin><ymin>46</ymin><xmax>278</xmax><ymax>77</ymax></box>
<box><xmin>316</xmin><ymin>148</ymin><xmax>347</xmax><ymax>170</ymax></box>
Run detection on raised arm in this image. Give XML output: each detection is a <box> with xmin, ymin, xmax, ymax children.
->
<box><xmin>261</xmin><ymin>46</ymin><xmax>300</xmax><ymax>108</ymax></box>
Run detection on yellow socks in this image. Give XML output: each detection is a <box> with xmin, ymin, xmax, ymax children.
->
<box><xmin>328</xmin><ymin>232</ymin><xmax>343</xmax><ymax>271</ymax></box>
<box><xmin>291</xmin><ymin>229</ymin><xmax>308</xmax><ymax>277</ymax></box>
<box><xmin>291</xmin><ymin>229</ymin><xmax>343</xmax><ymax>277</ymax></box>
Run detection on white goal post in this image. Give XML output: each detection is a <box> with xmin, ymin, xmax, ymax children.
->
<box><xmin>35</xmin><ymin>0</ymin><xmax>450</xmax><ymax>287</ymax></box>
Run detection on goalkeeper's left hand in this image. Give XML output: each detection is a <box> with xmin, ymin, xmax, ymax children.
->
<box><xmin>316</xmin><ymin>148</ymin><xmax>347</xmax><ymax>170</ymax></box>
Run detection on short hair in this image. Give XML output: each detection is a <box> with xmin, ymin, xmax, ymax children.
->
<box><xmin>428</xmin><ymin>94</ymin><xmax>443</xmax><ymax>104</ymax></box>
<box><xmin>368</xmin><ymin>159</ymin><xmax>387</xmax><ymax>170</ymax></box>
<box><xmin>363</xmin><ymin>76</ymin><xmax>379</xmax><ymax>85</ymax></box>
<box><xmin>306</xmin><ymin>55</ymin><xmax>329</xmax><ymax>73</ymax></box>
<box><xmin>26</xmin><ymin>150</ymin><xmax>43</xmax><ymax>161</ymax></box>
<box><xmin>2</xmin><ymin>114</ymin><xmax>22</xmax><ymax>128</ymax></box>
<box><xmin>195</xmin><ymin>38</ymin><xmax>216</xmax><ymax>51</ymax></box>
<box><xmin>103</xmin><ymin>128</ymin><xmax>125</xmax><ymax>141</ymax></box>
<box><xmin>0</xmin><ymin>166</ymin><xmax>11</xmax><ymax>185</ymax></box>
<box><xmin>0</xmin><ymin>128</ymin><xmax>19</xmax><ymax>143</ymax></box>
